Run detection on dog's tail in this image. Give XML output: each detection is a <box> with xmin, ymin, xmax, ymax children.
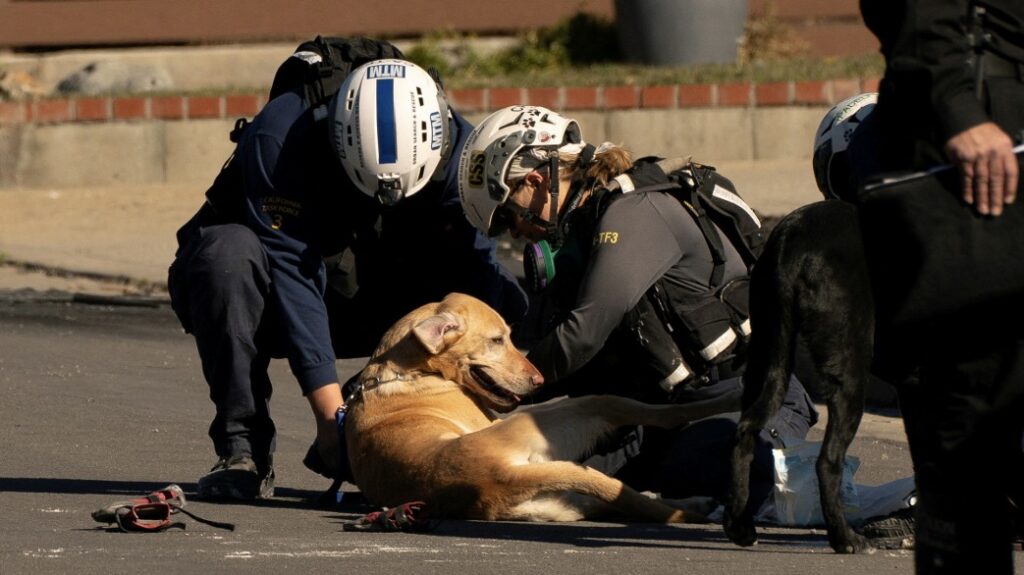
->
<box><xmin>740</xmin><ymin>201</ymin><xmax>873</xmax><ymax>426</ymax></box>
<box><xmin>736</xmin><ymin>216</ymin><xmax>802</xmax><ymax>431</ymax></box>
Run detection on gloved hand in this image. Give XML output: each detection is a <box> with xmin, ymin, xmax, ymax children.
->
<box><xmin>342</xmin><ymin>501</ymin><xmax>431</xmax><ymax>532</ymax></box>
<box><xmin>302</xmin><ymin>437</ymin><xmax>353</xmax><ymax>483</ymax></box>
<box><xmin>303</xmin><ymin>406</ymin><xmax>354</xmax><ymax>492</ymax></box>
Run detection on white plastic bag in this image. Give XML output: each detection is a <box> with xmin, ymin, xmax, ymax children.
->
<box><xmin>707</xmin><ymin>439</ymin><xmax>916</xmax><ymax>527</ymax></box>
<box><xmin>770</xmin><ymin>440</ymin><xmax>861</xmax><ymax>527</ymax></box>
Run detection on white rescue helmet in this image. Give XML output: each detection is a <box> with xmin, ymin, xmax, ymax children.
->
<box><xmin>329</xmin><ymin>59</ymin><xmax>451</xmax><ymax>205</ymax></box>
<box><xmin>458</xmin><ymin>105</ymin><xmax>582</xmax><ymax>235</ymax></box>
<box><xmin>812</xmin><ymin>92</ymin><xmax>877</xmax><ymax>199</ymax></box>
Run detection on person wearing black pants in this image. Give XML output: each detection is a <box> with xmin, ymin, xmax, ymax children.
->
<box><xmin>859</xmin><ymin>1</ymin><xmax>1024</xmax><ymax>571</ymax></box>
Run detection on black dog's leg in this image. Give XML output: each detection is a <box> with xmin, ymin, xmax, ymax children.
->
<box><xmin>816</xmin><ymin>374</ymin><xmax>871</xmax><ymax>553</ymax></box>
<box><xmin>725</xmin><ymin>363</ymin><xmax>790</xmax><ymax>546</ymax></box>
<box><xmin>724</xmin><ymin>217</ymin><xmax>796</xmax><ymax>547</ymax></box>
<box><xmin>797</xmin><ymin>202</ymin><xmax>875</xmax><ymax>554</ymax></box>
<box><xmin>807</xmin><ymin>289</ymin><xmax>873</xmax><ymax>554</ymax></box>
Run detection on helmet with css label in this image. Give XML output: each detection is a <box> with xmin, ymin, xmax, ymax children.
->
<box><xmin>457</xmin><ymin>105</ymin><xmax>582</xmax><ymax>235</ymax></box>
<box><xmin>329</xmin><ymin>59</ymin><xmax>452</xmax><ymax>205</ymax></box>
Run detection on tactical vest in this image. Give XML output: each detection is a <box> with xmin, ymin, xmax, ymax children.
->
<box><xmin>582</xmin><ymin>157</ymin><xmax>764</xmax><ymax>395</ymax></box>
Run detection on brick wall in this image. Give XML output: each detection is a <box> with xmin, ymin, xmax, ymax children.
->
<box><xmin>0</xmin><ymin>76</ymin><xmax>881</xmax><ymax>126</ymax></box>
<box><xmin>0</xmin><ymin>0</ymin><xmax>615</xmax><ymax>49</ymax></box>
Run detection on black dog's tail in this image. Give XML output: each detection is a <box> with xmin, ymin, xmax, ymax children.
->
<box><xmin>735</xmin><ymin>216</ymin><xmax>800</xmax><ymax>434</ymax></box>
<box><xmin>740</xmin><ymin>201</ymin><xmax>873</xmax><ymax>426</ymax></box>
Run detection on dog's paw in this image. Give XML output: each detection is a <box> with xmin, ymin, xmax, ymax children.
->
<box><xmin>723</xmin><ymin>513</ymin><xmax>759</xmax><ymax>547</ymax></box>
<box><xmin>662</xmin><ymin>496</ymin><xmax>718</xmax><ymax>522</ymax></box>
<box><xmin>831</xmin><ymin>530</ymin><xmax>875</xmax><ymax>555</ymax></box>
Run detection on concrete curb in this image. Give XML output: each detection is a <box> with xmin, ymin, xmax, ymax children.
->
<box><xmin>0</xmin><ymin>106</ymin><xmax>836</xmax><ymax>191</ymax></box>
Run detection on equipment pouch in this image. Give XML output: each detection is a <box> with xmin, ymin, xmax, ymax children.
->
<box><xmin>660</xmin><ymin>288</ymin><xmax>737</xmax><ymax>365</ymax></box>
<box><xmin>716</xmin><ymin>277</ymin><xmax>751</xmax><ymax>340</ymax></box>
<box><xmin>622</xmin><ymin>295</ymin><xmax>694</xmax><ymax>394</ymax></box>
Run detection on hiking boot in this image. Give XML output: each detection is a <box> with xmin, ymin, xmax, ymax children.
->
<box><xmin>858</xmin><ymin>506</ymin><xmax>915</xmax><ymax>550</ymax></box>
<box><xmin>197</xmin><ymin>455</ymin><xmax>275</xmax><ymax>501</ymax></box>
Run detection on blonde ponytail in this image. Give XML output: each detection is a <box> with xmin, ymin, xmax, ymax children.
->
<box><xmin>558</xmin><ymin>141</ymin><xmax>632</xmax><ymax>191</ymax></box>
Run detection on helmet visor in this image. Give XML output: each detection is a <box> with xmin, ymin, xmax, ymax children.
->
<box><xmin>488</xmin><ymin>194</ymin><xmax>550</xmax><ymax>238</ymax></box>
<box><xmin>488</xmin><ymin>205</ymin><xmax>515</xmax><ymax>237</ymax></box>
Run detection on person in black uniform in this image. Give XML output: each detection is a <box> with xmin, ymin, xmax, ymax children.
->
<box><xmin>458</xmin><ymin>105</ymin><xmax>818</xmax><ymax>511</ymax></box>
<box><xmin>859</xmin><ymin>1</ymin><xmax>1024</xmax><ymax>571</ymax></box>
<box><xmin>168</xmin><ymin>59</ymin><xmax>526</xmax><ymax>501</ymax></box>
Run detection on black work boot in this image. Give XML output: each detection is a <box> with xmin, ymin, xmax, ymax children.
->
<box><xmin>197</xmin><ymin>455</ymin><xmax>275</xmax><ymax>501</ymax></box>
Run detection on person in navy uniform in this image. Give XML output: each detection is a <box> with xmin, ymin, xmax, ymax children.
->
<box><xmin>168</xmin><ymin>58</ymin><xmax>526</xmax><ymax>501</ymax></box>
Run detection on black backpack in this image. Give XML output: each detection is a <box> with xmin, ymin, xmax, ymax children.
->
<box><xmin>198</xmin><ymin>36</ymin><xmax>406</xmax><ymax>224</ymax></box>
<box><xmin>230</xmin><ymin>36</ymin><xmax>406</xmax><ymax>143</ymax></box>
<box><xmin>597</xmin><ymin>156</ymin><xmax>765</xmax><ymax>279</ymax></box>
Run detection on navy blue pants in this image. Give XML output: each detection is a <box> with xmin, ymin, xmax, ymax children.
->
<box><xmin>614</xmin><ymin>376</ymin><xmax>816</xmax><ymax>509</ymax></box>
<box><xmin>169</xmin><ymin>221</ymin><xmax>529</xmax><ymax>472</ymax></box>
<box><xmin>168</xmin><ymin>223</ymin><xmax>279</xmax><ymax>474</ymax></box>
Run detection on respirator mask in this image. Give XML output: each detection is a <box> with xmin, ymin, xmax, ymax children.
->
<box><xmin>523</xmin><ymin>240</ymin><xmax>557</xmax><ymax>293</ymax></box>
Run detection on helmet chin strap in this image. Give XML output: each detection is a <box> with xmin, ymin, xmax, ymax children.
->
<box><xmin>547</xmin><ymin>143</ymin><xmax>596</xmax><ymax>247</ymax></box>
<box><xmin>545</xmin><ymin>152</ymin><xmax>562</xmax><ymax>246</ymax></box>
<box><xmin>524</xmin><ymin>143</ymin><xmax>596</xmax><ymax>247</ymax></box>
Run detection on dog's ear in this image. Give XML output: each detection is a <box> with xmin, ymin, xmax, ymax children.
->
<box><xmin>412</xmin><ymin>311</ymin><xmax>464</xmax><ymax>355</ymax></box>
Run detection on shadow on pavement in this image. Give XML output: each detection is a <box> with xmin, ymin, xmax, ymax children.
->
<box><xmin>0</xmin><ymin>476</ymin><xmax>365</xmax><ymax>512</ymax></box>
<box><xmin>316</xmin><ymin>511</ymin><xmax>829</xmax><ymax>552</ymax></box>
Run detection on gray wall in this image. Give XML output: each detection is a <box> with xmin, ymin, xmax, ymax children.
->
<box><xmin>0</xmin><ymin>107</ymin><xmax>827</xmax><ymax>190</ymax></box>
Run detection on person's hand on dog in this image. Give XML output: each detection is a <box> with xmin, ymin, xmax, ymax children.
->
<box><xmin>944</xmin><ymin>121</ymin><xmax>1018</xmax><ymax>216</ymax></box>
<box><xmin>301</xmin><ymin>383</ymin><xmax>346</xmax><ymax>479</ymax></box>
<box><xmin>316</xmin><ymin>436</ymin><xmax>342</xmax><ymax>476</ymax></box>
<box><xmin>661</xmin><ymin>495</ymin><xmax>718</xmax><ymax>524</ymax></box>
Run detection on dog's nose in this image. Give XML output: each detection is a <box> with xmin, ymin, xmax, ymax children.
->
<box><xmin>531</xmin><ymin>373</ymin><xmax>544</xmax><ymax>387</ymax></box>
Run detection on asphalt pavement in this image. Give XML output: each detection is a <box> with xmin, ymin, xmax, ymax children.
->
<box><xmin>0</xmin><ymin>300</ymin><xmax>928</xmax><ymax>575</ymax></box>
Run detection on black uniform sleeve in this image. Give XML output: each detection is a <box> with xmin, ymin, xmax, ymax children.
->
<box><xmin>527</xmin><ymin>195</ymin><xmax>682</xmax><ymax>382</ymax></box>
<box><xmin>861</xmin><ymin>0</ymin><xmax>989</xmax><ymax>141</ymax></box>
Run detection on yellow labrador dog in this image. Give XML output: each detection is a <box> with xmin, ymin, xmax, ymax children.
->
<box><xmin>345</xmin><ymin>293</ymin><xmax>738</xmax><ymax>523</ymax></box>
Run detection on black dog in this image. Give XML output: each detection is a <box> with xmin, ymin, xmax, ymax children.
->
<box><xmin>722</xmin><ymin>200</ymin><xmax>880</xmax><ymax>554</ymax></box>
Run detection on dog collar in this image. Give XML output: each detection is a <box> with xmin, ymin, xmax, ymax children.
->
<box><xmin>348</xmin><ymin>372</ymin><xmax>411</xmax><ymax>404</ymax></box>
<box><xmin>363</xmin><ymin>372</ymin><xmax>414</xmax><ymax>390</ymax></box>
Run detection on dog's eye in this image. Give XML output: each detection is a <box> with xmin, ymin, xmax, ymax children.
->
<box><xmin>490</xmin><ymin>336</ymin><xmax>504</xmax><ymax>345</ymax></box>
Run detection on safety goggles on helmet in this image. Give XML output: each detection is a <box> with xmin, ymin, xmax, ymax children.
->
<box><xmin>458</xmin><ymin>106</ymin><xmax>581</xmax><ymax>236</ymax></box>
<box><xmin>488</xmin><ymin>201</ymin><xmax>521</xmax><ymax>237</ymax></box>
<box><xmin>329</xmin><ymin>59</ymin><xmax>452</xmax><ymax>205</ymax></box>
<box><xmin>488</xmin><ymin>195</ymin><xmax>553</xmax><ymax>237</ymax></box>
